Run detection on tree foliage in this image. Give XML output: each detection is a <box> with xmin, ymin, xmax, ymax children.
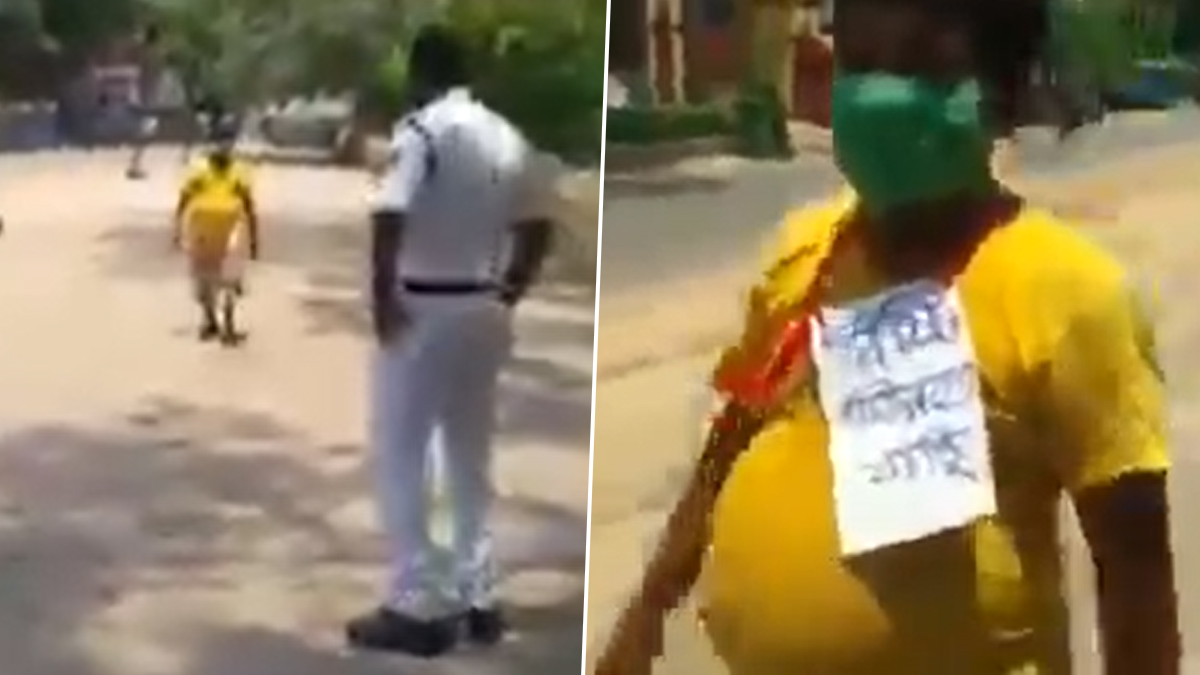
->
<box><xmin>138</xmin><ymin>0</ymin><xmax>415</xmax><ymax>104</ymax></box>
<box><xmin>1051</xmin><ymin>0</ymin><xmax>1181</xmax><ymax>88</ymax></box>
<box><xmin>451</xmin><ymin>0</ymin><xmax>607</xmax><ymax>160</ymax></box>
<box><xmin>0</xmin><ymin>0</ymin><xmax>604</xmax><ymax>159</ymax></box>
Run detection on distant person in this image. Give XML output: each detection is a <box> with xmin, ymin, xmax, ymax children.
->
<box><xmin>125</xmin><ymin>112</ymin><xmax>159</xmax><ymax>180</ymax></box>
<box><xmin>172</xmin><ymin>120</ymin><xmax>259</xmax><ymax>344</ymax></box>
<box><xmin>593</xmin><ymin>0</ymin><xmax>1179</xmax><ymax>673</ymax></box>
<box><xmin>346</xmin><ymin>24</ymin><xmax>556</xmax><ymax>657</ymax></box>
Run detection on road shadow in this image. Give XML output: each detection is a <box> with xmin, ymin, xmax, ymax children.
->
<box><xmin>92</xmin><ymin>215</ymin><xmax>184</xmax><ymax>282</ymax></box>
<box><xmin>182</xmin><ymin>588</ymin><xmax>585</xmax><ymax>675</ymax></box>
<box><xmin>603</xmin><ymin>173</ymin><xmax>730</xmax><ymax>200</ymax></box>
<box><xmin>0</xmin><ymin>396</ymin><xmax>584</xmax><ymax>674</ymax></box>
<box><xmin>495</xmin><ymin>374</ymin><xmax>592</xmax><ymax>455</ymax></box>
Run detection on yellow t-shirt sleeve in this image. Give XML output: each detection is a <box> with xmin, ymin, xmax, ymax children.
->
<box><xmin>1042</xmin><ymin>275</ymin><xmax>1169</xmax><ymax>493</ymax></box>
<box><xmin>710</xmin><ymin>199</ymin><xmax>845</xmax><ymax>395</ymax></box>
<box><xmin>180</xmin><ymin>164</ymin><xmax>207</xmax><ymax>198</ymax></box>
<box><xmin>232</xmin><ymin>162</ymin><xmax>254</xmax><ymax>193</ymax></box>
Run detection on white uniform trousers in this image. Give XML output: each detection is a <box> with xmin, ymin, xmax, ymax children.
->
<box><xmin>369</xmin><ymin>292</ymin><xmax>512</xmax><ymax>618</ymax></box>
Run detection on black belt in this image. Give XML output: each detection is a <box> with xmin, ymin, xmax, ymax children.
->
<box><xmin>402</xmin><ymin>279</ymin><xmax>496</xmax><ymax>295</ymax></box>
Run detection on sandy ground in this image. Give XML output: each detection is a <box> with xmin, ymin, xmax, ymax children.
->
<box><xmin>0</xmin><ymin>148</ymin><xmax>593</xmax><ymax>675</ymax></box>
<box><xmin>586</xmin><ymin>140</ymin><xmax>1200</xmax><ymax>674</ymax></box>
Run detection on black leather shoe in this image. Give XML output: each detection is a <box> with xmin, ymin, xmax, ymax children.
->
<box><xmin>463</xmin><ymin>606</ymin><xmax>507</xmax><ymax>646</ymax></box>
<box><xmin>198</xmin><ymin>323</ymin><xmax>219</xmax><ymax>341</ymax></box>
<box><xmin>345</xmin><ymin>606</ymin><xmax>458</xmax><ymax>657</ymax></box>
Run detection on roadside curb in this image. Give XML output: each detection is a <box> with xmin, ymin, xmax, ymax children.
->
<box><xmin>788</xmin><ymin>121</ymin><xmax>833</xmax><ymax>156</ymax></box>
<box><xmin>605</xmin><ymin>136</ymin><xmax>736</xmax><ymax>174</ymax></box>
<box><xmin>595</xmin><ymin>266</ymin><xmax>752</xmax><ymax>381</ymax></box>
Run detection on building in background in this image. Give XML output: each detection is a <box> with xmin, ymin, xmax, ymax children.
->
<box><xmin>607</xmin><ymin>0</ymin><xmax>836</xmax><ymax>126</ymax></box>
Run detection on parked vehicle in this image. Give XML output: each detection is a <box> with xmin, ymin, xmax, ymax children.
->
<box><xmin>1102</xmin><ymin>58</ymin><xmax>1200</xmax><ymax>109</ymax></box>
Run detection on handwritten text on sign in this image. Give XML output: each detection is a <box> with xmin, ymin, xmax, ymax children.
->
<box><xmin>812</xmin><ymin>281</ymin><xmax>996</xmax><ymax>556</ymax></box>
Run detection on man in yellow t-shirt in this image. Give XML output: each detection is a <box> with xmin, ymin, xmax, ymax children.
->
<box><xmin>173</xmin><ymin>124</ymin><xmax>259</xmax><ymax>344</ymax></box>
<box><xmin>593</xmin><ymin>1</ymin><xmax>1179</xmax><ymax>674</ymax></box>
<box><xmin>695</xmin><ymin>198</ymin><xmax>1172</xmax><ymax>675</ymax></box>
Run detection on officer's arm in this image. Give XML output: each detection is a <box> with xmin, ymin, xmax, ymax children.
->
<box><xmin>371</xmin><ymin>123</ymin><xmax>430</xmax><ymax>306</ymax></box>
<box><xmin>503</xmin><ymin>219</ymin><xmax>553</xmax><ymax>304</ymax></box>
<box><xmin>502</xmin><ymin>153</ymin><xmax>558</xmax><ymax>304</ymax></box>
<box><xmin>1043</xmin><ymin>278</ymin><xmax>1178</xmax><ymax>674</ymax></box>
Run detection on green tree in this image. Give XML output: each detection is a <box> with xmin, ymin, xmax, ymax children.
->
<box><xmin>41</xmin><ymin>0</ymin><xmax>138</xmax><ymax>59</ymax></box>
<box><xmin>1051</xmin><ymin>0</ymin><xmax>1182</xmax><ymax>90</ymax></box>
<box><xmin>2</xmin><ymin>0</ymin><xmax>604</xmax><ymax>161</ymax></box>
<box><xmin>451</xmin><ymin>0</ymin><xmax>606</xmax><ymax>160</ymax></box>
<box><xmin>139</xmin><ymin>0</ymin><xmax>414</xmax><ymax>105</ymax></box>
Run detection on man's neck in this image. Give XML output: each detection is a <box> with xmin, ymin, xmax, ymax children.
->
<box><xmin>856</xmin><ymin>186</ymin><xmax>1018</xmax><ymax>282</ymax></box>
<box><xmin>411</xmin><ymin>85</ymin><xmax>468</xmax><ymax>110</ymax></box>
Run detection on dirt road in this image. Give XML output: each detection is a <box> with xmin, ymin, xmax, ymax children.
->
<box><xmin>587</xmin><ymin>140</ymin><xmax>1200</xmax><ymax>674</ymax></box>
<box><xmin>0</xmin><ymin>148</ymin><xmax>593</xmax><ymax>675</ymax></box>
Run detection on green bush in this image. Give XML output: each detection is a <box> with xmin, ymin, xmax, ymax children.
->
<box><xmin>619</xmin><ymin>73</ymin><xmax>655</xmax><ymax>108</ymax></box>
<box><xmin>451</xmin><ymin>0</ymin><xmax>606</xmax><ymax>163</ymax></box>
<box><xmin>1048</xmin><ymin>0</ymin><xmax>1179</xmax><ymax>89</ymax></box>
<box><xmin>605</xmin><ymin>104</ymin><xmax>732</xmax><ymax>145</ymax></box>
<box><xmin>475</xmin><ymin>37</ymin><xmax>605</xmax><ymax>162</ymax></box>
<box><xmin>141</xmin><ymin>0</ymin><xmax>606</xmax><ymax>161</ymax></box>
<box><xmin>356</xmin><ymin>45</ymin><xmax>408</xmax><ymax>123</ymax></box>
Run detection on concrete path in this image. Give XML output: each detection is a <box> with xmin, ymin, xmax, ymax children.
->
<box><xmin>588</xmin><ymin>130</ymin><xmax>1200</xmax><ymax>674</ymax></box>
<box><xmin>0</xmin><ymin>148</ymin><xmax>593</xmax><ymax>675</ymax></box>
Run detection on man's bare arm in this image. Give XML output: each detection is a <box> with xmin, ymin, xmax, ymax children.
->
<box><xmin>1074</xmin><ymin>472</ymin><xmax>1180</xmax><ymax>675</ymax></box>
<box><xmin>173</xmin><ymin>185</ymin><xmax>197</xmax><ymax>245</ymax></box>
<box><xmin>235</xmin><ymin>184</ymin><xmax>260</xmax><ymax>257</ymax></box>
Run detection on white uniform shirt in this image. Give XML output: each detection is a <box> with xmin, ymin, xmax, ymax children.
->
<box><xmin>372</xmin><ymin>88</ymin><xmax>556</xmax><ymax>284</ymax></box>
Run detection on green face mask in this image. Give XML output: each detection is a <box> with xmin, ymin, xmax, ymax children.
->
<box><xmin>831</xmin><ymin>73</ymin><xmax>993</xmax><ymax>216</ymax></box>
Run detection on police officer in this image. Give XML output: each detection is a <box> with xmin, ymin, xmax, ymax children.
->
<box><xmin>346</xmin><ymin>25</ymin><xmax>556</xmax><ymax>657</ymax></box>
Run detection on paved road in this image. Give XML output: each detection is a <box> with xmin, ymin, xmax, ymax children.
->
<box><xmin>599</xmin><ymin>106</ymin><xmax>1200</xmax><ymax>296</ymax></box>
<box><xmin>0</xmin><ymin>150</ymin><xmax>593</xmax><ymax>675</ymax></box>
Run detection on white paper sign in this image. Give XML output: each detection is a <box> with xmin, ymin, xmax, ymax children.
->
<box><xmin>812</xmin><ymin>281</ymin><xmax>996</xmax><ymax>556</ymax></box>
